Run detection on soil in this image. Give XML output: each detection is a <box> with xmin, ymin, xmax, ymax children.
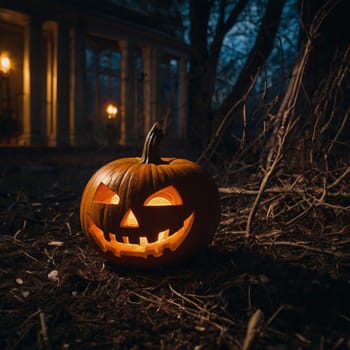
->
<box><xmin>1</xmin><ymin>147</ymin><xmax>349</xmax><ymax>350</ymax></box>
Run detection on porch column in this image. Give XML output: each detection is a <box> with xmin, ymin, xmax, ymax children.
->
<box><xmin>55</xmin><ymin>22</ymin><xmax>70</xmax><ymax>145</ymax></box>
<box><xmin>178</xmin><ymin>58</ymin><xmax>188</xmax><ymax>139</ymax></box>
<box><xmin>69</xmin><ymin>22</ymin><xmax>88</xmax><ymax>145</ymax></box>
<box><xmin>21</xmin><ymin>15</ymin><xmax>44</xmax><ymax>145</ymax></box>
<box><xmin>119</xmin><ymin>40</ymin><xmax>135</xmax><ymax>145</ymax></box>
<box><xmin>142</xmin><ymin>47</ymin><xmax>159</xmax><ymax>136</ymax></box>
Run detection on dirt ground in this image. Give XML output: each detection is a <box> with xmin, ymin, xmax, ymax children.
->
<box><xmin>1</xmin><ymin>147</ymin><xmax>350</xmax><ymax>350</ymax></box>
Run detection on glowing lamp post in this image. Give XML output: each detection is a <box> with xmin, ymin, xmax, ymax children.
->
<box><xmin>101</xmin><ymin>103</ymin><xmax>119</xmax><ymax>145</ymax></box>
<box><xmin>106</xmin><ymin>103</ymin><xmax>118</xmax><ymax>120</ymax></box>
<box><xmin>0</xmin><ymin>54</ymin><xmax>11</xmax><ymax>75</ymax></box>
<box><xmin>0</xmin><ymin>54</ymin><xmax>11</xmax><ymax>107</ymax></box>
<box><xmin>0</xmin><ymin>53</ymin><xmax>13</xmax><ymax>140</ymax></box>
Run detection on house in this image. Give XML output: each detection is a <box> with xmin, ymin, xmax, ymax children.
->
<box><xmin>0</xmin><ymin>0</ymin><xmax>189</xmax><ymax>146</ymax></box>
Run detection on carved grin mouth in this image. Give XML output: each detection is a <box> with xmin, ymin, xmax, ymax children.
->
<box><xmin>87</xmin><ymin>213</ymin><xmax>195</xmax><ymax>258</ymax></box>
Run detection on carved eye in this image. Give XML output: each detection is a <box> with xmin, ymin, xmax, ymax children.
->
<box><xmin>144</xmin><ymin>186</ymin><xmax>183</xmax><ymax>206</ymax></box>
<box><xmin>93</xmin><ymin>183</ymin><xmax>120</xmax><ymax>205</ymax></box>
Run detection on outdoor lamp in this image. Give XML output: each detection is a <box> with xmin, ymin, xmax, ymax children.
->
<box><xmin>0</xmin><ymin>53</ymin><xmax>11</xmax><ymax>75</ymax></box>
<box><xmin>106</xmin><ymin>103</ymin><xmax>118</xmax><ymax>119</ymax></box>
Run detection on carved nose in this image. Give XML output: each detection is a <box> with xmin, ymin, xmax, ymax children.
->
<box><xmin>120</xmin><ymin>209</ymin><xmax>139</xmax><ymax>228</ymax></box>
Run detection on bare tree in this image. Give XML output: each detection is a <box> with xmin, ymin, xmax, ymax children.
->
<box><xmin>217</xmin><ymin>0</ymin><xmax>350</xmax><ymax>239</ymax></box>
<box><xmin>188</xmin><ymin>0</ymin><xmax>251</xmax><ymax>150</ymax></box>
<box><xmin>188</xmin><ymin>0</ymin><xmax>286</xmax><ymax>154</ymax></box>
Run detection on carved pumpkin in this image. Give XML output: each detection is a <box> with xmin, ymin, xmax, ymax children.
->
<box><xmin>80</xmin><ymin>122</ymin><xmax>220</xmax><ymax>268</ymax></box>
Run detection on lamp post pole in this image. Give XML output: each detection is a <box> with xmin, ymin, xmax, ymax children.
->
<box><xmin>105</xmin><ymin>103</ymin><xmax>119</xmax><ymax>145</ymax></box>
<box><xmin>0</xmin><ymin>54</ymin><xmax>11</xmax><ymax>114</ymax></box>
<box><xmin>0</xmin><ymin>53</ymin><xmax>15</xmax><ymax>143</ymax></box>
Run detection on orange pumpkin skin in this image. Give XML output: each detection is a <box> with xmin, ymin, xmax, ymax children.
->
<box><xmin>80</xmin><ymin>123</ymin><xmax>220</xmax><ymax>268</ymax></box>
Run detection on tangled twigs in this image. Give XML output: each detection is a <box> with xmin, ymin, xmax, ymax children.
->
<box><xmin>245</xmin><ymin>41</ymin><xmax>308</xmax><ymax>238</ymax></box>
<box><xmin>310</xmin><ymin>44</ymin><xmax>350</xmax><ymax>167</ymax></box>
<box><xmin>128</xmin><ymin>283</ymin><xmax>237</xmax><ymax>346</ymax></box>
<box><xmin>220</xmin><ymin>165</ymin><xmax>350</xmax><ymax>223</ymax></box>
<box><xmin>245</xmin><ymin>0</ymin><xmax>343</xmax><ymax>238</ymax></box>
<box><xmin>197</xmin><ymin>71</ymin><xmax>259</xmax><ymax>166</ymax></box>
<box><xmin>245</xmin><ymin>119</ymin><xmax>294</xmax><ymax>238</ymax></box>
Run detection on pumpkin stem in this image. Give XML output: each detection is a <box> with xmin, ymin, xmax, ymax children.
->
<box><xmin>139</xmin><ymin>122</ymin><xmax>166</xmax><ymax>164</ymax></box>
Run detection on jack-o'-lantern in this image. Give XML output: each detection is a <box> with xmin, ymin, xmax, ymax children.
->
<box><xmin>80</xmin><ymin>122</ymin><xmax>220</xmax><ymax>268</ymax></box>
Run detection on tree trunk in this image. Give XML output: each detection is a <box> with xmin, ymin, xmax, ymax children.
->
<box><xmin>187</xmin><ymin>0</ymin><xmax>249</xmax><ymax>152</ymax></box>
<box><xmin>187</xmin><ymin>0</ymin><xmax>211</xmax><ymax>151</ymax></box>
<box><xmin>210</xmin><ymin>0</ymin><xmax>286</xmax><ymax>158</ymax></box>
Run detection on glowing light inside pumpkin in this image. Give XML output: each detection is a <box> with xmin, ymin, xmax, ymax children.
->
<box><xmin>87</xmin><ymin>213</ymin><xmax>195</xmax><ymax>258</ymax></box>
<box><xmin>144</xmin><ymin>186</ymin><xmax>183</xmax><ymax>206</ymax></box>
<box><xmin>139</xmin><ymin>237</ymin><xmax>148</xmax><ymax>246</ymax></box>
<box><xmin>88</xmin><ymin>184</ymin><xmax>195</xmax><ymax>258</ymax></box>
<box><xmin>158</xmin><ymin>229</ymin><xmax>169</xmax><ymax>240</ymax></box>
<box><xmin>93</xmin><ymin>183</ymin><xmax>120</xmax><ymax>204</ymax></box>
<box><xmin>146</xmin><ymin>197</ymin><xmax>172</xmax><ymax>206</ymax></box>
<box><xmin>121</xmin><ymin>209</ymin><xmax>139</xmax><ymax>228</ymax></box>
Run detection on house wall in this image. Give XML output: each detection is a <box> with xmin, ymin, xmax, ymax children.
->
<box><xmin>0</xmin><ymin>1</ymin><xmax>189</xmax><ymax>147</ymax></box>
